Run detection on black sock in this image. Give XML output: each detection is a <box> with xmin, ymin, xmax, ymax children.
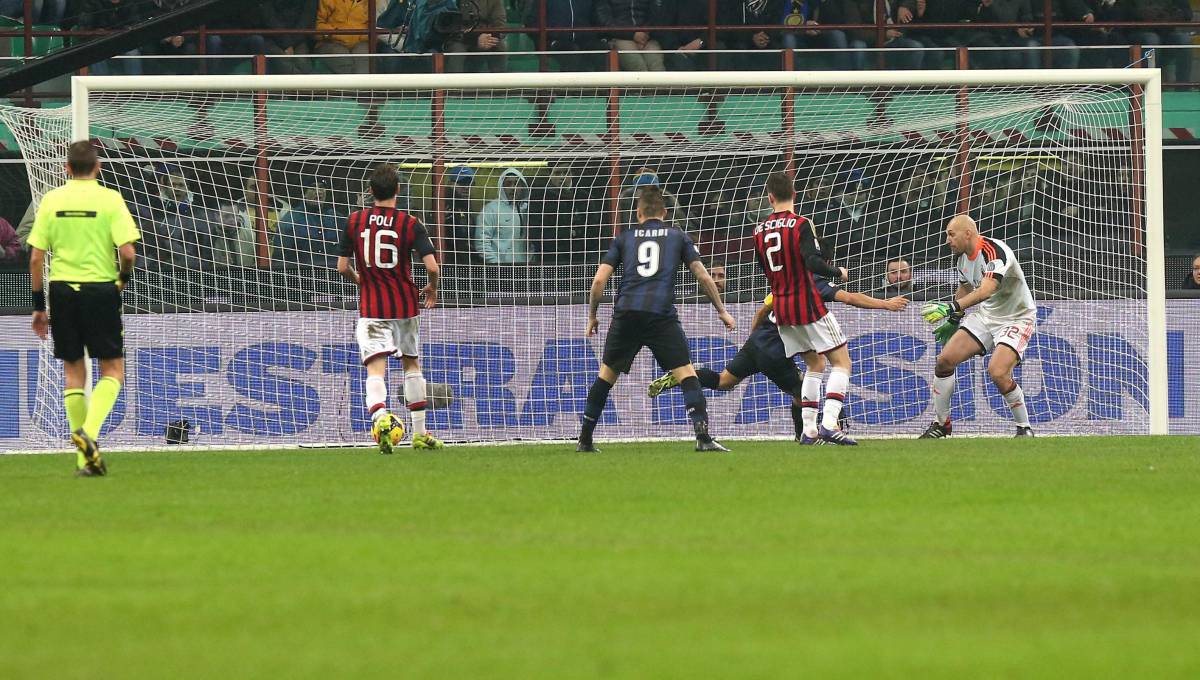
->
<box><xmin>791</xmin><ymin>403</ymin><xmax>805</xmax><ymax>438</ymax></box>
<box><xmin>695</xmin><ymin>367</ymin><xmax>721</xmax><ymax>390</ymax></box>
<box><xmin>580</xmin><ymin>377</ymin><xmax>613</xmax><ymax>441</ymax></box>
<box><xmin>680</xmin><ymin>376</ymin><xmax>711</xmax><ymax>441</ymax></box>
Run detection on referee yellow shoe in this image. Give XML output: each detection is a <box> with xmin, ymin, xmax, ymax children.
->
<box><xmin>71</xmin><ymin>429</ymin><xmax>106</xmax><ymax>477</ymax></box>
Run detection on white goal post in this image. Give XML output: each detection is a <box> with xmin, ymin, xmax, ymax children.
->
<box><xmin>2</xmin><ymin>68</ymin><xmax>1171</xmax><ymax>448</ymax></box>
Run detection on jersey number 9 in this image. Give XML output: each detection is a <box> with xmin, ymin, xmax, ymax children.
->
<box><xmin>360</xmin><ymin>228</ymin><xmax>399</xmax><ymax>269</ymax></box>
<box><xmin>636</xmin><ymin>241</ymin><xmax>660</xmax><ymax>277</ymax></box>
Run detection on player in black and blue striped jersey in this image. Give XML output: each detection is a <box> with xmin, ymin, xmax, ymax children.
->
<box><xmin>648</xmin><ymin>272</ymin><xmax>907</xmax><ymax>443</ymax></box>
<box><xmin>578</xmin><ymin>187</ymin><xmax>736</xmax><ymax>453</ymax></box>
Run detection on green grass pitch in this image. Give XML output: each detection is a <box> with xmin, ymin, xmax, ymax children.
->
<box><xmin>2</xmin><ymin>436</ymin><xmax>1199</xmax><ymax>679</ymax></box>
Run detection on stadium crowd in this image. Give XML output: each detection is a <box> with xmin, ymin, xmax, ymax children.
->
<box><xmin>0</xmin><ymin>0</ymin><xmax>1195</xmax><ymax>78</ymax></box>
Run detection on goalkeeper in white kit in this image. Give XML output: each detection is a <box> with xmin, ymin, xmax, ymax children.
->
<box><xmin>918</xmin><ymin>215</ymin><xmax>1037</xmax><ymax>438</ymax></box>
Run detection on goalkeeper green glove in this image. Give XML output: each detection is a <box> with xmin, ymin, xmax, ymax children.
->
<box><xmin>933</xmin><ymin>320</ymin><xmax>959</xmax><ymax>345</ymax></box>
<box><xmin>920</xmin><ymin>300</ymin><xmax>963</xmax><ymax>325</ymax></box>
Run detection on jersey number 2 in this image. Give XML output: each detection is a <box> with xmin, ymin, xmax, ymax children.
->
<box><xmin>360</xmin><ymin>229</ymin><xmax>399</xmax><ymax>269</ymax></box>
<box><xmin>636</xmin><ymin>241</ymin><xmax>660</xmax><ymax>277</ymax></box>
<box><xmin>764</xmin><ymin>232</ymin><xmax>784</xmax><ymax>272</ymax></box>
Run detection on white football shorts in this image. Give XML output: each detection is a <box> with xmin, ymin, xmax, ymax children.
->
<box><xmin>356</xmin><ymin>317</ymin><xmax>420</xmax><ymax>364</ymax></box>
<box><xmin>779</xmin><ymin>313</ymin><xmax>847</xmax><ymax>357</ymax></box>
<box><xmin>961</xmin><ymin>313</ymin><xmax>1036</xmax><ymax>359</ymax></box>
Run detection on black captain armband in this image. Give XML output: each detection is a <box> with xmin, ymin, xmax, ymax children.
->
<box><xmin>32</xmin><ymin>290</ymin><xmax>46</xmax><ymax>312</ymax></box>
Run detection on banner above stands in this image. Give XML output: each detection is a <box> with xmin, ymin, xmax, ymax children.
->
<box><xmin>1</xmin><ymin>300</ymin><xmax>1194</xmax><ymax>451</ymax></box>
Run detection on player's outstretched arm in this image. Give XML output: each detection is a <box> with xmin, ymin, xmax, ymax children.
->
<box><xmin>835</xmin><ymin>290</ymin><xmax>908</xmax><ymax>311</ymax></box>
<box><xmin>336</xmin><ymin>255</ymin><xmax>360</xmax><ymax>286</ymax></box>
<box><xmin>688</xmin><ymin>260</ymin><xmax>735</xmax><ymax>331</ymax></box>
<box><xmin>421</xmin><ymin>253</ymin><xmax>439</xmax><ymax>309</ymax></box>
<box><xmin>586</xmin><ymin>263</ymin><xmax>615</xmax><ymax>336</ymax></box>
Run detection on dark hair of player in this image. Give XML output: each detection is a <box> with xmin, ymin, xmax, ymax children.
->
<box><xmin>66</xmin><ymin>141</ymin><xmax>98</xmax><ymax>176</ymax></box>
<box><xmin>637</xmin><ymin>186</ymin><xmax>667</xmax><ymax>219</ymax></box>
<box><xmin>369</xmin><ymin>163</ymin><xmax>400</xmax><ymax>201</ymax></box>
<box><xmin>765</xmin><ymin>171</ymin><xmax>795</xmax><ymax>202</ymax></box>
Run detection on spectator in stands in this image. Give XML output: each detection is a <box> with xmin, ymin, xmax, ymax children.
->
<box><xmin>207</xmin><ymin>11</ymin><xmax>269</xmax><ymax>74</ymax></box>
<box><xmin>904</xmin><ymin>0</ymin><xmax>971</xmax><ymax>69</ymax></box>
<box><xmin>476</xmin><ymin>168</ymin><xmax>532</xmax><ymax>264</ymax></box>
<box><xmin>663</xmin><ymin>0</ymin><xmax>714</xmax><ymax>71</ymax></box>
<box><xmin>315</xmin><ymin>0</ymin><xmax>370</xmax><ymax>74</ymax></box>
<box><xmin>0</xmin><ymin>1</ymin><xmax>64</xmax><ymax>24</ymax></box>
<box><xmin>1032</xmin><ymin>0</ymin><xmax>1082</xmax><ymax>68</ymax></box>
<box><xmin>968</xmin><ymin>0</ymin><xmax>1040</xmax><ymax>70</ymax></box>
<box><xmin>278</xmin><ymin>177</ymin><xmax>341</xmax><ymax>268</ymax></box>
<box><xmin>138</xmin><ymin>164</ymin><xmax>210</xmax><ymax>270</ymax></box>
<box><xmin>444</xmin><ymin>165</ymin><xmax>476</xmax><ymax>260</ymax></box>
<box><xmin>1070</xmin><ymin>0</ymin><xmax>1130</xmax><ymax>68</ymax></box>
<box><xmin>809</xmin><ymin>0</ymin><xmax>924</xmax><ymax>70</ymax></box>
<box><xmin>1183</xmin><ymin>254</ymin><xmax>1200</xmax><ymax>289</ymax></box>
<box><xmin>527</xmin><ymin>163</ymin><xmax>588</xmax><ymax>262</ymax></box>
<box><xmin>881</xmin><ymin>258</ymin><xmax>914</xmax><ymax>295</ymax></box>
<box><xmin>444</xmin><ymin>0</ymin><xmax>508</xmax><ymax>74</ymax></box>
<box><xmin>78</xmin><ymin>0</ymin><xmax>145</xmax><ymax>76</ymax></box>
<box><xmin>260</xmin><ymin>0</ymin><xmax>318</xmax><ymax>74</ymax></box>
<box><xmin>528</xmin><ymin>0</ymin><xmax>606</xmax><ymax>71</ymax></box>
<box><xmin>0</xmin><ymin>216</ymin><xmax>23</xmax><ymax>268</ymax></box>
<box><xmin>140</xmin><ymin>0</ymin><xmax>223</xmax><ymax>75</ymax></box>
<box><xmin>209</xmin><ymin>201</ymin><xmax>258</xmax><ymax>268</ymax></box>
<box><xmin>721</xmin><ymin>0</ymin><xmax>788</xmax><ymax>71</ymax></box>
<box><xmin>595</xmin><ymin>0</ymin><xmax>669</xmax><ymax>71</ymax></box>
<box><xmin>619</xmin><ymin>168</ymin><xmax>694</xmax><ymax>232</ymax></box>
<box><xmin>1128</xmin><ymin>0</ymin><xmax>1193</xmax><ymax>83</ymax></box>
<box><xmin>230</xmin><ymin>176</ymin><xmax>284</xmax><ymax>261</ymax></box>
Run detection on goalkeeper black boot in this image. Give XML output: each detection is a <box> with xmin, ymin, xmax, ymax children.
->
<box><xmin>696</xmin><ymin>438</ymin><xmax>731</xmax><ymax>452</ymax></box>
<box><xmin>918</xmin><ymin>420</ymin><xmax>952</xmax><ymax>439</ymax></box>
<box><xmin>1014</xmin><ymin>426</ymin><xmax>1035</xmax><ymax>437</ymax></box>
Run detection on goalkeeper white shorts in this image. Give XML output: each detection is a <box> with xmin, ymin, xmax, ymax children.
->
<box><xmin>779</xmin><ymin>313</ymin><xmax>846</xmax><ymax>357</ymax></box>
<box><xmin>961</xmin><ymin>313</ymin><xmax>1036</xmax><ymax>359</ymax></box>
<box><xmin>356</xmin><ymin>317</ymin><xmax>420</xmax><ymax>364</ymax></box>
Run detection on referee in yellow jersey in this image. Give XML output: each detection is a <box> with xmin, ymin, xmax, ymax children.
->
<box><xmin>27</xmin><ymin>141</ymin><xmax>139</xmax><ymax>477</ymax></box>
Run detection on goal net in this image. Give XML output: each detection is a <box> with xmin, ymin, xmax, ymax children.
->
<box><xmin>0</xmin><ymin>70</ymin><xmax>1167</xmax><ymax>449</ymax></box>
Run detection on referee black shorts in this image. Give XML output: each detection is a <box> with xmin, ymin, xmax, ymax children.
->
<box><xmin>48</xmin><ymin>281</ymin><xmax>124</xmax><ymax>361</ymax></box>
<box><xmin>725</xmin><ymin>340</ymin><xmax>802</xmax><ymax>394</ymax></box>
<box><xmin>602</xmin><ymin>310</ymin><xmax>692</xmax><ymax>374</ymax></box>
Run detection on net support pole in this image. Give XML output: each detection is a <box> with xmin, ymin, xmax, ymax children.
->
<box><xmin>252</xmin><ymin>54</ymin><xmax>271</xmax><ymax>267</ymax></box>
<box><xmin>782</xmin><ymin>49</ymin><xmax>795</xmax><ymax>177</ymax></box>
<box><xmin>1142</xmin><ymin>71</ymin><xmax>1168</xmax><ymax>435</ymax></box>
<box><xmin>607</xmin><ymin>48</ymin><xmax>621</xmax><ymax>236</ymax></box>
<box><xmin>432</xmin><ymin>53</ymin><xmax>447</xmax><ymax>255</ymax></box>
<box><xmin>954</xmin><ymin>48</ymin><xmax>971</xmax><ymax>214</ymax></box>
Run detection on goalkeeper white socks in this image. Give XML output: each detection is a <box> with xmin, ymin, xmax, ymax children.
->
<box><xmin>932</xmin><ymin>374</ymin><xmax>956</xmax><ymax>424</ymax></box>
<box><xmin>800</xmin><ymin>373</ymin><xmax>822</xmax><ymax>435</ymax></box>
<box><xmin>822</xmin><ymin>368</ymin><xmax>849</xmax><ymax>431</ymax></box>
<box><xmin>404</xmin><ymin>371</ymin><xmax>428</xmax><ymax>436</ymax></box>
<box><xmin>365</xmin><ymin>376</ymin><xmax>387</xmax><ymax>421</ymax></box>
<box><xmin>1002</xmin><ymin>383</ymin><xmax>1031</xmax><ymax>427</ymax></box>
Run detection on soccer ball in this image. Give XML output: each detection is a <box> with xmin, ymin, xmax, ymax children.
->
<box><xmin>371</xmin><ymin>412</ymin><xmax>405</xmax><ymax>447</ymax></box>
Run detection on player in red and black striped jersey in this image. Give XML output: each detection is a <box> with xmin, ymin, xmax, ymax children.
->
<box><xmin>753</xmin><ymin>172</ymin><xmax>857</xmax><ymax>445</ymax></box>
<box><xmin>337</xmin><ymin>164</ymin><xmax>444</xmax><ymax>451</ymax></box>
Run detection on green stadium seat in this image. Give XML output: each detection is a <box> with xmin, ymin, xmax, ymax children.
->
<box><xmin>3</xmin><ymin>23</ymin><xmax>65</xmax><ymax>58</ymax></box>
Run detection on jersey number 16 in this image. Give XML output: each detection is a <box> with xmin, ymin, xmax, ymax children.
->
<box><xmin>360</xmin><ymin>228</ymin><xmax>399</xmax><ymax>269</ymax></box>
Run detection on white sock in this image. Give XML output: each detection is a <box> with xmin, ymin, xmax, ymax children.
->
<box><xmin>932</xmin><ymin>374</ymin><xmax>956</xmax><ymax>424</ymax></box>
<box><xmin>365</xmin><ymin>376</ymin><xmax>388</xmax><ymax>421</ymax></box>
<box><xmin>404</xmin><ymin>371</ymin><xmax>428</xmax><ymax>436</ymax></box>
<box><xmin>1003</xmin><ymin>383</ymin><xmax>1031</xmax><ymax>427</ymax></box>
<box><xmin>801</xmin><ymin>373</ymin><xmax>822</xmax><ymax>436</ymax></box>
<box><xmin>822</xmin><ymin>367</ymin><xmax>849</xmax><ymax>430</ymax></box>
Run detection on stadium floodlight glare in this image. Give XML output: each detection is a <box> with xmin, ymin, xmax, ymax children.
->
<box><xmin>0</xmin><ymin>68</ymin><xmax>1166</xmax><ymax>448</ymax></box>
